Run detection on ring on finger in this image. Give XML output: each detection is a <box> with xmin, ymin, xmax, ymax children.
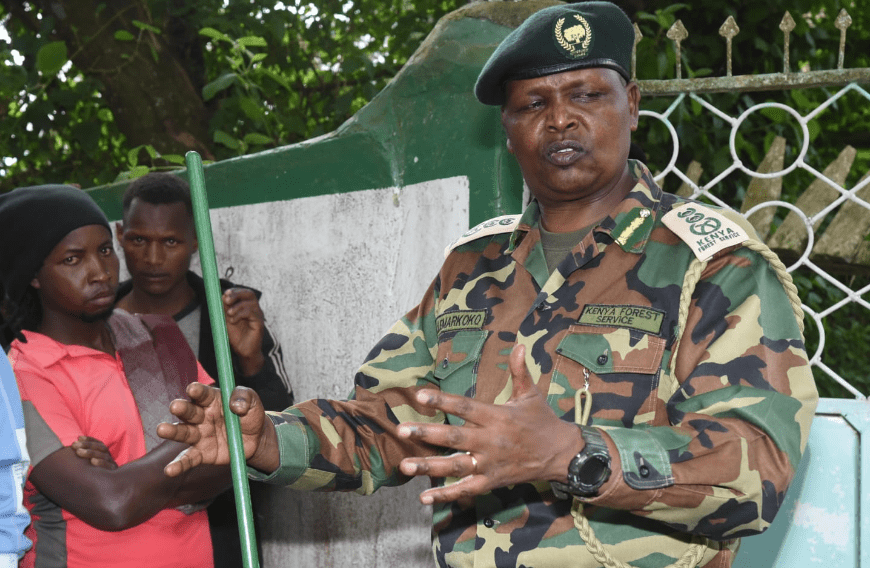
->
<box><xmin>465</xmin><ymin>451</ymin><xmax>479</xmax><ymax>474</ymax></box>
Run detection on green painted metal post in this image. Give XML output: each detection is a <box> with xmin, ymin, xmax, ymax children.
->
<box><xmin>185</xmin><ymin>151</ymin><xmax>261</xmax><ymax>568</ymax></box>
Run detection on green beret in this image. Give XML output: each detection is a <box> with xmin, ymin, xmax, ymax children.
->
<box><xmin>475</xmin><ymin>1</ymin><xmax>634</xmax><ymax>106</ymax></box>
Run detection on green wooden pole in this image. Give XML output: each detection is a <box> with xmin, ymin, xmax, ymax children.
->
<box><xmin>185</xmin><ymin>151</ymin><xmax>260</xmax><ymax>568</ymax></box>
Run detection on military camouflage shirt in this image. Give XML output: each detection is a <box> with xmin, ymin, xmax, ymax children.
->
<box><xmin>251</xmin><ymin>162</ymin><xmax>818</xmax><ymax>568</ymax></box>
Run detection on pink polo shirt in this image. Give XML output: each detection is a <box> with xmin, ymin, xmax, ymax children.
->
<box><xmin>10</xmin><ymin>330</ymin><xmax>215</xmax><ymax>568</ymax></box>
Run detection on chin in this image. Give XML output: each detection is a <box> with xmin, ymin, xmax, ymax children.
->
<box><xmin>79</xmin><ymin>307</ymin><xmax>115</xmax><ymax>323</ymax></box>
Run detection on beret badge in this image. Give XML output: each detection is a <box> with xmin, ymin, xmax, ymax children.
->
<box><xmin>554</xmin><ymin>14</ymin><xmax>594</xmax><ymax>59</ymax></box>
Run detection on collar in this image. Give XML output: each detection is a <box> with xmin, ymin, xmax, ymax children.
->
<box><xmin>13</xmin><ymin>329</ymin><xmax>114</xmax><ymax>368</ymax></box>
<box><xmin>508</xmin><ymin>160</ymin><xmax>664</xmax><ymax>255</ymax></box>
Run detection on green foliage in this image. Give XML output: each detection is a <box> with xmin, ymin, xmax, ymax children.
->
<box><xmin>0</xmin><ymin>0</ymin><xmax>465</xmax><ymax>189</ymax></box>
<box><xmin>793</xmin><ymin>271</ymin><xmax>870</xmax><ymax>398</ymax></box>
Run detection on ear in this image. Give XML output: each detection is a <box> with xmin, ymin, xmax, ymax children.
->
<box><xmin>626</xmin><ymin>81</ymin><xmax>641</xmax><ymax>132</ymax></box>
<box><xmin>506</xmin><ymin>137</ymin><xmax>514</xmax><ymax>154</ymax></box>
<box><xmin>115</xmin><ymin>221</ymin><xmax>124</xmax><ymax>243</ymax></box>
<box><xmin>30</xmin><ymin>276</ymin><xmax>41</xmax><ymax>290</ymax></box>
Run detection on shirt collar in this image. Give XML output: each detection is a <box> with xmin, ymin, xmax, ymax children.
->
<box><xmin>508</xmin><ymin>160</ymin><xmax>663</xmax><ymax>255</ymax></box>
<box><xmin>14</xmin><ymin>329</ymin><xmax>114</xmax><ymax>368</ymax></box>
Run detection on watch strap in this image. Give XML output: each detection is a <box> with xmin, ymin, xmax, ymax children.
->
<box><xmin>551</xmin><ymin>425</ymin><xmax>611</xmax><ymax>499</ymax></box>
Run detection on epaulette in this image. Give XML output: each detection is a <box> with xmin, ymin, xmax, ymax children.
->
<box><xmin>444</xmin><ymin>214</ymin><xmax>520</xmax><ymax>258</ymax></box>
<box><xmin>661</xmin><ymin>202</ymin><xmax>753</xmax><ymax>262</ymax></box>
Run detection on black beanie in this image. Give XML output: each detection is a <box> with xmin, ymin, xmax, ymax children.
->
<box><xmin>475</xmin><ymin>1</ymin><xmax>634</xmax><ymax>105</ymax></box>
<box><xmin>0</xmin><ymin>185</ymin><xmax>111</xmax><ymax>305</ymax></box>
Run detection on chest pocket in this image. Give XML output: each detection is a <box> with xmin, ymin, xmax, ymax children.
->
<box><xmin>432</xmin><ymin>330</ymin><xmax>488</xmax><ymax>425</ymax></box>
<box><xmin>552</xmin><ymin>325</ymin><xmax>666</xmax><ymax>426</ymax></box>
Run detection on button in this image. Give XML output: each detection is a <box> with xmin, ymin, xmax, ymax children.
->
<box><xmin>537</xmin><ymin>301</ymin><xmax>550</xmax><ymax>311</ymax></box>
<box><xmin>483</xmin><ymin>518</ymin><xmax>495</xmax><ymax>528</ymax></box>
<box><xmin>640</xmin><ymin>209</ymin><xmax>650</xmax><ymax>218</ymax></box>
<box><xmin>442</xmin><ymin>358</ymin><xmax>449</xmax><ymax>369</ymax></box>
<box><xmin>639</xmin><ymin>465</ymin><xmax>650</xmax><ymax>477</ymax></box>
<box><xmin>597</xmin><ymin>354</ymin><xmax>608</xmax><ymax>365</ymax></box>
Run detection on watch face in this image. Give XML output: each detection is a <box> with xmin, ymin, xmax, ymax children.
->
<box><xmin>577</xmin><ymin>455</ymin><xmax>610</xmax><ymax>486</ymax></box>
<box><xmin>564</xmin><ymin>427</ymin><xmax>612</xmax><ymax>496</ymax></box>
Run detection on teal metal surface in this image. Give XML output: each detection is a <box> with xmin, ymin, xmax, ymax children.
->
<box><xmin>735</xmin><ymin>397</ymin><xmax>868</xmax><ymax>567</ymax></box>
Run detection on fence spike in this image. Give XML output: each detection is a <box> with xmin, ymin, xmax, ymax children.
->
<box><xmin>666</xmin><ymin>20</ymin><xmax>688</xmax><ymax>79</ymax></box>
<box><xmin>780</xmin><ymin>12</ymin><xmax>796</xmax><ymax>73</ymax></box>
<box><xmin>835</xmin><ymin>9</ymin><xmax>852</xmax><ymax>70</ymax></box>
<box><xmin>632</xmin><ymin>23</ymin><xmax>642</xmax><ymax>81</ymax></box>
<box><xmin>719</xmin><ymin>16</ymin><xmax>740</xmax><ymax>77</ymax></box>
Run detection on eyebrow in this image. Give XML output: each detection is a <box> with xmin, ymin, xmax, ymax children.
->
<box><xmin>56</xmin><ymin>239</ymin><xmax>113</xmax><ymax>256</ymax></box>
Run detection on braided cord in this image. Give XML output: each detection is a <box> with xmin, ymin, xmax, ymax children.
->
<box><xmin>741</xmin><ymin>239</ymin><xmax>805</xmax><ymax>335</ymax></box>
<box><xmin>669</xmin><ymin>258</ymin><xmax>708</xmax><ymax>380</ymax></box>
<box><xmin>571</xmin><ymin>499</ymin><xmax>708</xmax><ymax>568</ymax></box>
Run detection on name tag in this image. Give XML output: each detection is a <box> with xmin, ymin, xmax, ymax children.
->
<box><xmin>578</xmin><ymin>304</ymin><xmax>665</xmax><ymax>335</ymax></box>
<box><xmin>435</xmin><ymin>310</ymin><xmax>487</xmax><ymax>335</ymax></box>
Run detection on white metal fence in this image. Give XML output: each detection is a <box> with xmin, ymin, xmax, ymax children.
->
<box><xmin>633</xmin><ymin>10</ymin><xmax>870</xmax><ymax>399</ymax></box>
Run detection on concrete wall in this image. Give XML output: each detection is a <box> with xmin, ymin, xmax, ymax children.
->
<box><xmin>116</xmin><ymin>177</ymin><xmax>469</xmax><ymax>567</ymax></box>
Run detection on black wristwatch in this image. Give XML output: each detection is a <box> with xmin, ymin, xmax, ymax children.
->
<box><xmin>551</xmin><ymin>426</ymin><xmax>612</xmax><ymax>499</ymax></box>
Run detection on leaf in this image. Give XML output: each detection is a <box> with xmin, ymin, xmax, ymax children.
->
<box><xmin>36</xmin><ymin>41</ymin><xmax>68</xmax><ymax>76</ymax></box>
<box><xmin>760</xmin><ymin>107</ymin><xmax>788</xmax><ymax>123</ymax></box>
<box><xmin>213</xmin><ymin>130</ymin><xmax>241</xmax><ymax>150</ymax></box>
<box><xmin>243</xmin><ymin>133</ymin><xmax>272</xmax><ymax>146</ymax></box>
<box><xmin>162</xmin><ymin>154</ymin><xmax>186</xmax><ymax>165</ymax></box>
<box><xmin>127</xmin><ymin>146</ymin><xmax>142</xmax><ymax>167</ymax></box>
<box><xmin>237</xmin><ymin>36</ymin><xmax>268</xmax><ymax>48</ymax></box>
<box><xmin>250</xmin><ymin>53</ymin><xmax>268</xmax><ymax>63</ymax></box>
<box><xmin>262</xmin><ymin>68</ymin><xmax>292</xmax><ymax>91</ymax></box>
<box><xmin>114</xmin><ymin>30</ymin><xmax>136</xmax><ymax>41</ymax></box>
<box><xmin>132</xmin><ymin>20</ymin><xmax>161</xmax><ymax>34</ymax></box>
<box><xmin>128</xmin><ymin>166</ymin><xmax>150</xmax><ymax>178</ymax></box>
<box><xmin>199</xmin><ymin>27</ymin><xmax>232</xmax><ymax>43</ymax></box>
<box><xmin>238</xmin><ymin>97</ymin><xmax>265</xmax><ymax>123</ymax></box>
<box><xmin>202</xmin><ymin>73</ymin><xmax>238</xmax><ymax>101</ymax></box>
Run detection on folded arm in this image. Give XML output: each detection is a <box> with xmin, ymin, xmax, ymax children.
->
<box><xmin>30</xmin><ymin>438</ymin><xmax>230</xmax><ymax>531</ymax></box>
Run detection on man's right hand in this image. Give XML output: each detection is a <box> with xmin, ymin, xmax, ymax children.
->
<box><xmin>156</xmin><ymin>382</ymin><xmax>280</xmax><ymax>477</ymax></box>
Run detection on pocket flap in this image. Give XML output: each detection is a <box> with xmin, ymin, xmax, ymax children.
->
<box><xmin>556</xmin><ymin>326</ymin><xmax>665</xmax><ymax>375</ymax></box>
<box><xmin>433</xmin><ymin>330</ymin><xmax>489</xmax><ymax>380</ymax></box>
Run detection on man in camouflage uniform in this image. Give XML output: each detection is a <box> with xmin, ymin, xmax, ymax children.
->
<box><xmin>158</xmin><ymin>2</ymin><xmax>818</xmax><ymax>567</ymax></box>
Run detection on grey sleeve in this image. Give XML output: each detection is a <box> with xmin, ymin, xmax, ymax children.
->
<box><xmin>22</xmin><ymin>401</ymin><xmax>62</xmax><ymax>468</ymax></box>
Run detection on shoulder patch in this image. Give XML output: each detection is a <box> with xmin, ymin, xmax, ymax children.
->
<box><xmin>662</xmin><ymin>203</ymin><xmax>750</xmax><ymax>261</ymax></box>
<box><xmin>444</xmin><ymin>214</ymin><xmax>520</xmax><ymax>258</ymax></box>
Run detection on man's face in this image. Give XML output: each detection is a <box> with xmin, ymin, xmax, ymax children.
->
<box><xmin>501</xmin><ymin>67</ymin><xmax>640</xmax><ymax>208</ymax></box>
<box><xmin>31</xmin><ymin>225</ymin><xmax>119</xmax><ymax>322</ymax></box>
<box><xmin>117</xmin><ymin>199</ymin><xmax>197</xmax><ymax>298</ymax></box>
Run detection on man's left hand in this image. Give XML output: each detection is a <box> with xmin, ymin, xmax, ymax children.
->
<box><xmin>222</xmin><ymin>287</ymin><xmax>266</xmax><ymax>376</ymax></box>
<box><xmin>397</xmin><ymin>344</ymin><xmax>584</xmax><ymax>505</ymax></box>
<box><xmin>71</xmin><ymin>435</ymin><xmax>118</xmax><ymax>470</ymax></box>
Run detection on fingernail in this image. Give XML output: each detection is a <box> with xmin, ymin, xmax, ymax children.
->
<box><xmin>397</xmin><ymin>425</ymin><xmax>416</xmax><ymax>437</ymax></box>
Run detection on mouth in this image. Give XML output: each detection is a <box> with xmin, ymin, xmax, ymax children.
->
<box><xmin>141</xmin><ymin>273</ymin><xmax>169</xmax><ymax>281</ymax></box>
<box><xmin>89</xmin><ymin>290</ymin><xmax>117</xmax><ymax>307</ymax></box>
<box><xmin>545</xmin><ymin>140</ymin><xmax>585</xmax><ymax>166</ymax></box>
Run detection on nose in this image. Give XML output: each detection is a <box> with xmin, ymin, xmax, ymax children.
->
<box><xmin>144</xmin><ymin>242</ymin><xmax>163</xmax><ymax>266</ymax></box>
<box><xmin>546</xmin><ymin>99</ymin><xmax>577</xmax><ymax>132</ymax></box>
<box><xmin>87</xmin><ymin>255</ymin><xmax>114</xmax><ymax>283</ymax></box>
